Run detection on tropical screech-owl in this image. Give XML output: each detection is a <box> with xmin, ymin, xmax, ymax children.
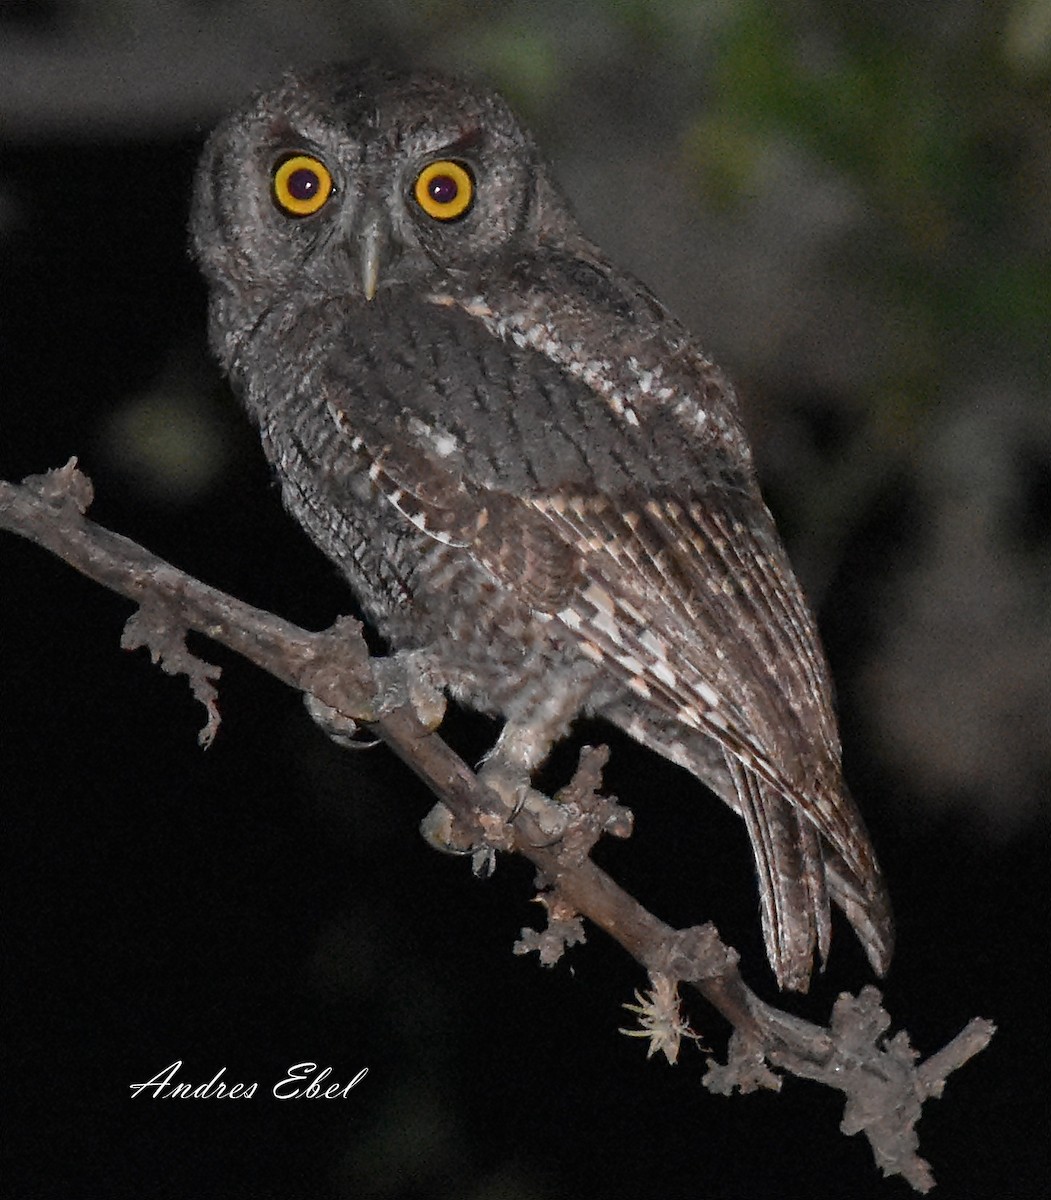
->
<box><xmin>190</xmin><ymin>63</ymin><xmax>892</xmax><ymax>992</ymax></box>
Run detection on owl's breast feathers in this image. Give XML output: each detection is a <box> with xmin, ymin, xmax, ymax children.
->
<box><xmin>264</xmin><ymin>260</ymin><xmax>891</xmax><ymax>989</ymax></box>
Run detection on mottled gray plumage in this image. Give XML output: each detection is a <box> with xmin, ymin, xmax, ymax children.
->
<box><xmin>191</xmin><ymin>63</ymin><xmax>892</xmax><ymax>991</ymax></box>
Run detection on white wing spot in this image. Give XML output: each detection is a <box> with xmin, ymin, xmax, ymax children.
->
<box><xmin>432</xmin><ymin>431</ymin><xmax>459</xmax><ymax>457</ymax></box>
<box><xmin>582</xmin><ymin>582</ymin><xmax>615</xmax><ymax>616</ymax></box>
<box><xmin>425</xmin><ymin>292</ymin><xmax>457</xmax><ymax>310</ymax></box>
<box><xmin>579</xmin><ymin>640</ymin><xmax>604</xmax><ymax>664</ymax></box>
<box><xmin>615</xmin><ymin>653</ymin><xmax>647</xmax><ymax>677</ymax></box>
<box><xmin>639</xmin><ymin>628</ymin><xmax>670</xmax><ymax>661</ymax></box>
<box><xmin>650</xmin><ymin>659</ymin><xmax>677</xmax><ymax>689</ymax></box>
<box><xmin>696</xmin><ymin>680</ymin><xmax>720</xmax><ymax>708</ymax></box>
<box><xmin>619</xmin><ymin>598</ymin><xmax>648</xmax><ymax>625</ymax></box>
<box><xmin>592</xmin><ymin>609</ymin><xmax>620</xmax><ymax>641</ymax></box>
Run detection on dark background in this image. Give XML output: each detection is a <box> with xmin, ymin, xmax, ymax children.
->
<box><xmin>2</xmin><ymin>4</ymin><xmax>1048</xmax><ymax>1198</ymax></box>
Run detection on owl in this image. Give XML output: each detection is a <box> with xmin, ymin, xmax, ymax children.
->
<box><xmin>190</xmin><ymin>63</ymin><xmax>892</xmax><ymax>992</ymax></box>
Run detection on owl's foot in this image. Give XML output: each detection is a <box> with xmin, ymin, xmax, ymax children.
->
<box><xmin>478</xmin><ymin>758</ymin><xmax>571</xmax><ymax>842</ymax></box>
<box><xmin>484</xmin><ymin>744</ymin><xmax>634</xmax><ymax>860</ymax></box>
<box><xmin>373</xmin><ymin>650</ymin><xmax>448</xmax><ymax>731</ymax></box>
<box><xmin>304</xmin><ymin>650</ymin><xmax>447</xmax><ymax>748</ymax></box>
<box><xmin>419</xmin><ymin>759</ymin><xmax>537</xmax><ymax>876</ymax></box>
<box><xmin>422</xmin><ymin>745</ymin><xmax>632</xmax><ymax>878</ymax></box>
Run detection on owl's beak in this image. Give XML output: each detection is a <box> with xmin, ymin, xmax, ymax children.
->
<box><xmin>359</xmin><ymin>211</ymin><xmax>387</xmax><ymax>302</ymax></box>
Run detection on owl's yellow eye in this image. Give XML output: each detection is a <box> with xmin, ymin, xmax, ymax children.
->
<box><xmin>414</xmin><ymin>160</ymin><xmax>474</xmax><ymax>221</ymax></box>
<box><xmin>272</xmin><ymin>154</ymin><xmax>333</xmax><ymax>217</ymax></box>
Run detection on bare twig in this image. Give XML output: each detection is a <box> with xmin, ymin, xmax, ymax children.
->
<box><xmin>1</xmin><ymin>461</ymin><xmax>995</xmax><ymax>1190</ymax></box>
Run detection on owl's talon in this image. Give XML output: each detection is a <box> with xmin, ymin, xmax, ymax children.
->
<box><xmin>471</xmin><ymin>846</ymin><xmax>497</xmax><ymax>877</ymax></box>
<box><xmin>420</xmin><ymin>801</ymin><xmax>476</xmax><ymax>856</ymax></box>
<box><xmin>406</xmin><ymin>668</ymin><xmax>447</xmax><ymax>732</ymax></box>
<box><xmin>419</xmin><ymin>802</ymin><xmax>501</xmax><ymax>876</ymax></box>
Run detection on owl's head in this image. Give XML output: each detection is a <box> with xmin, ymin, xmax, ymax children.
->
<box><xmin>191</xmin><ymin>64</ymin><xmax>577</xmax><ymax>307</ymax></box>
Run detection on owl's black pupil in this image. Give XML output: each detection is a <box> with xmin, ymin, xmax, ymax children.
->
<box><xmin>428</xmin><ymin>175</ymin><xmax>458</xmax><ymax>204</ymax></box>
<box><xmin>287</xmin><ymin>168</ymin><xmax>319</xmax><ymax>201</ymax></box>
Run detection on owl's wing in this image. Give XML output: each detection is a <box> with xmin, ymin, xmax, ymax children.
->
<box><xmin>320</xmin><ymin>290</ymin><xmax>891</xmax><ymax>989</ymax></box>
<box><xmin>524</xmin><ymin>484</ymin><xmax>892</xmax><ymax>989</ymax></box>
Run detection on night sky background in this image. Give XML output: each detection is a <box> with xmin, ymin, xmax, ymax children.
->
<box><xmin>2</xmin><ymin>4</ymin><xmax>1048</xmax><ymax>1198</ymax></box>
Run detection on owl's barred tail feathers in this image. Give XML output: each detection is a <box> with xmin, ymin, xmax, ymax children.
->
<box><xmin>727</xmin><ymin>752</ymin><xmax>892</xmax><ymax>990</ymax></box>
<box><xmin>727</xmin><ymin>755</ymin><xmax>826</xmax><ymax>991</ymax></box>
<box><xmin>825</xmin><ymin>842</ymin><xmax>895</xmax><ymax>977</ymax></box>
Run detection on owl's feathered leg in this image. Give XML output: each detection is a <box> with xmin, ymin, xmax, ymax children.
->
<box><xmin>421</xmin><ymin>667</ymin><xmax>603</xmax><ymax>863</ymax></box>
<box><xmin>477</xmin><ymin>669</ymin><xmax>601</xmax><ymax>796</ymax></box>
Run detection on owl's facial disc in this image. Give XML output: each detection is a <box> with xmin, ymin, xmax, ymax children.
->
<box><xmin>191</xmin><ymin>66</ymin><xmax>581</xmax><ymax>309</ymax></box>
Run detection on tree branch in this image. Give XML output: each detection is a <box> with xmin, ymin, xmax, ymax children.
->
<box><xmin>1</xmin><ymin>460</ymin><xmax>994</xmax><ymax>1191</ymax></box>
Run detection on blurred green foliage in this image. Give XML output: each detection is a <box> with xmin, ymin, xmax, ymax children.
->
<box><xmin>681</xmin><ymin>2</ymin><xmax>1051</xmax><ymax>402</ymax></box>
